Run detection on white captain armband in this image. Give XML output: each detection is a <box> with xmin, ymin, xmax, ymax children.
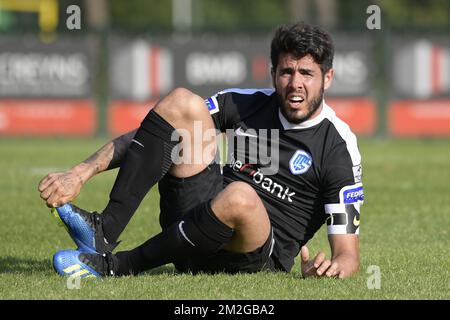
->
<box><xmin>325</xmin><ymin>203</ymin><xmax>361</xmax><ymax>235</ymax></box>
<box><xmin>325</xmin><ymin>183</ymin><xmax>363</xmax><ymax>234</ymax></box>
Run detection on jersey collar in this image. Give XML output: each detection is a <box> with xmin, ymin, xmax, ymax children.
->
<box><xmin>278</xmin><ymin>100</ymin><xmax>334</xmax><ymax>130</ymax></box>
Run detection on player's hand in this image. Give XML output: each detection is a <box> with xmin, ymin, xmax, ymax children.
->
<box><xmin>38</xmin><ymin>170</ymin><xmax>83</xmax><ymax>208</ymax></box>
<box><xmin>300</xmin><ymin>246</ymin><xmax>343</xmax><ymax>279</ymax></box>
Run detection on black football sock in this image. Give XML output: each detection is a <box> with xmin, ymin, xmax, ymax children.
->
<box><xmin>101</xmin><ymin>110</ymin><xmax>178</xmax><ymax>244</ymax></box>
<box><xmin>114</xmin><ymin>201</ymin><xmax>234</xmax><ymax>276</ymax></box>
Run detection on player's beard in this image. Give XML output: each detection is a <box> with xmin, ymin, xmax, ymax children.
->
<box><xmin>278</xmin><ymin>83</ymin><xmax>324</xmax><ymax>125</ymax></box>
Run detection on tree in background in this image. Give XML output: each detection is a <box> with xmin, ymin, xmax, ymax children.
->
<box><xmin>0</xmin><ymin>0</ymin><xmax>448</xmax><ymax>34</ymax></box>
<box><xmin>379</xmin><ymin>0</ymin><xmax>450</xmax><ymax>30</ymax></box>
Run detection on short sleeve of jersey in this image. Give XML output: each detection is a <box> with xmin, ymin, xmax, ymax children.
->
<box><xmin>322</xmin><ymin>137</ymin><xmax>364</xmax><ymax>235</ymax></box>
<box><xmin>204</xmin><ymin>92</ymin><xmax>233</xmax><ymax>131</ymax></box>
<box><xmin>205</xmin><ymin>88</ymin><xmax>275</xmax><ymax>132</ymax></box>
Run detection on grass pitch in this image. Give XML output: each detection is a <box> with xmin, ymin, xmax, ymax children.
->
<box><xmin>0</xmin><ymin>138</ymin><xmax>448</xmax><ymax>300</ymax></box>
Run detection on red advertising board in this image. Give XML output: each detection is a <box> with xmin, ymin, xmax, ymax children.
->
<box><xmin>108</xmin><ymin>97</ymin><xmax>377</xmax><ymax>136</ymax></box>
<box><xmin>108</xmin><ymin>101</ymin><xmax>156</xmax><ymax>135</ymax></box>
<box><xmin>388</xmin><ymin>100</ymin><xmax>450</xmax><ymax>137</ymax></box>
<box><xmin>326</xmin><ymin>97</ymin><xmax>378</xmax><ymax>135</ymax></box>
<box><xmin>0</xmin><ymin>100</ymin><xmax>96</xmax><ymax>136</ymax></box>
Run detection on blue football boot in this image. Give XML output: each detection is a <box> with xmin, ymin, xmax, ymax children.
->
<box><xmin>53</xmin><ymin>250</ymin><xmax>118</xmax><ymax>278</ymax></box>
<box><xmin>52</xmin><ymin>203</ymin><xmax>119</xmax><ymax>254</ymax></box>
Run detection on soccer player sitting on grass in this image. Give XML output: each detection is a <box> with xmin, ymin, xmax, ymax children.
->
<box><xmin>38</xmin><ymin>22</ymin><xmax>364</xmax><ymax>279</ymax></box>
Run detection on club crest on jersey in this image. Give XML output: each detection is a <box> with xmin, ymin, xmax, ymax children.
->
<box><xmin>289</xmin><ymin>150</ymin><xmax>312</xmax><ymax>175</ymax></box>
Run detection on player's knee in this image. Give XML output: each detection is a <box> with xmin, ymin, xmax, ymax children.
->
<box><xmin>158</xmin><ymin>87</ymin><xmax>206</xmax><ymax>121</ymax></box>
<box><xmin>223</xmin><ymin>182</ymin><xmax>260</xmax><ymax>216</ymax></box>
<box><xmin>168</xmin><ymin>87</ymin><xmax>198</xmax><ymax>104</ymax></box>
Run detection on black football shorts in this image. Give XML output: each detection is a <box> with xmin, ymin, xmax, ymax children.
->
<box><xmin>158</xmin><ymin>162</ymin><xmax>278</xmax><ymax>274</ymax></box>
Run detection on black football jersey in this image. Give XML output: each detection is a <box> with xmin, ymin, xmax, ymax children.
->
<box><xmin>206</xmin><ymin>88</ymin><xmax>364</xmax><ymax>272</ymax></box>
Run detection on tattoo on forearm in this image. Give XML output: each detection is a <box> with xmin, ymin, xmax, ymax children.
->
<box><xmin>82</xmin><ymin>143</ymin><xmax>113</xmax><ymax>174</ymax></box>
<box><xmin>107</xmin><ymin>129</ymin><xmax>137</xmax><ymax>170</ymax></box>
<box><xmin>82</xmin><ymin>129</ymin><xmax>137</xmax><ymax>173</ymax></box>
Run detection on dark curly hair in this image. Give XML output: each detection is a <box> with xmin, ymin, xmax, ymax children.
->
<box><xmin>270</xmin><ymin>22</ymin><xmax>334</xmax><ymax>75</ymax></box>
